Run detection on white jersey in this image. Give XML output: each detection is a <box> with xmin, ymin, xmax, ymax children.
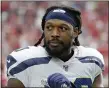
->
<box><xmin>7</xmin><ymin>45</ymin><xmax>104</xmax><ymax>87</ymax></box>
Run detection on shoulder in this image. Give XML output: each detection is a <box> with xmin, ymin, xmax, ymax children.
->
<box><xmin>10</xmin><ymin>45</ymin><xmax>48</xmax><ymax>61</ymax></box>
<box><xmin>78</xmin><ymin>46</ymin><xmax>104</xmax><ymax>60</ymax></box>
<box><xmin>7</xmin><ymin>46</ymin><xmax>51</xmax><ymax>75</ymax></box>
<box><xmin>76</xmin><ymin>46</ymin><xmax>105</xmax><ymax>70</ymax></box>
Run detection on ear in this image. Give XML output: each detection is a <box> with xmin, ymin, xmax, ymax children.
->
<box><xmin>72</xmin><ymin>27</ymin><xmax>80</xmax><ymax>38</ymax></box>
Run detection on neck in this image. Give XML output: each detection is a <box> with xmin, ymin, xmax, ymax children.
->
<box><xmin>58</xmin><ymin>48</ymin><xmax>74</xmax><ymax>62</ymax></box>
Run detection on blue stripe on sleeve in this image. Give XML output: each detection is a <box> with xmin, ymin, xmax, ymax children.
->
<box><xmin>9</xmin><ymin>56</ymin><xmax>52</xmax><ymax>75</ymax></box>
<box><xmin>76</xmin><ymin>56</ymin><xmax>104</xmax><ymax>70</ymax></box>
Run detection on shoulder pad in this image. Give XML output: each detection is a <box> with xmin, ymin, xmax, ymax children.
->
<box><xmin>7</xmin><ymin>46</ymin><xmax>51</xmax><ymax>75</ymax></box>
<box><xmin>76</xmin><ymin>46</ymin><xmax>105</xmax><ymax>70</ymax></box>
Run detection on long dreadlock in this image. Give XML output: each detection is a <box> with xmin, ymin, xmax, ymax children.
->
<box><xmin>34</xmin><ymin>5</ymin><xmax>82</xmax><ymax>46</ymax></box>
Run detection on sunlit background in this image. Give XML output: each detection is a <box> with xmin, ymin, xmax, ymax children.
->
<box><xmin>1</xmin><ymin>1</ymin><xmax>108</xmax><ymax>87</ymax></box>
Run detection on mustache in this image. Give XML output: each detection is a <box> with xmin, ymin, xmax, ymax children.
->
<box><xmin>48</xmin><ymin>39</ymin><xmax>63</xmax><ymax>44</ymax></box>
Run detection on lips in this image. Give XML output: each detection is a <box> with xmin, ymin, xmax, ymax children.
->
<box><xmin>50</xmin><ymin>42</ymin><xmax>60</xmax><ymax>46</ymax></box>
<box><xmin>49</xmin><ymin>41</ymin><xmax>62</xmax><ymax>47</ymax></box>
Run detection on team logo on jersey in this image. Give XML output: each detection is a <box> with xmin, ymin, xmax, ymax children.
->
<box><xmin>53</xmin><ymin>9</ymin><xmax>66</xmax><ymax>13</ymax></box>
<box><xmin>7</xmin><ymin>55</ymin><xmax>17</xmax><ymax>69</ymax></box>
<box><xmin>7</xmin><ymin>59</ymin><xmax>11</xmax><ymax>63</ymax></box>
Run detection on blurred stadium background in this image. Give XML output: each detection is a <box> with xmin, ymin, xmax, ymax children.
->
<box><xmin>1</xmin><ymin>1</ymin><xmax>108</xmax><ymax>87</ymax></box>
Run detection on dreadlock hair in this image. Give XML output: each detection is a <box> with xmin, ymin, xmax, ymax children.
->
<box><xmin>34</xmin><ymin>5</ymin><xmax>82</xmax><ymax>46</ymax></box>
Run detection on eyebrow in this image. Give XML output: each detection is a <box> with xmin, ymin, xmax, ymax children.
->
<box><xmin>61</xmin><ymin>23</ymin><xmax>71</xmax><ymax>28</ymax></box>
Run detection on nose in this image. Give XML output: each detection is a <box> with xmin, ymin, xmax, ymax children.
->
<box><xmin>51</xmin><ymin>28</ymin><xmax>60</xmax><ymax>38</ymax></box>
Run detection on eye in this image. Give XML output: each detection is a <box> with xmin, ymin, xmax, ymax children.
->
<box><xmin>46</xmin><ymin>25</ymin><xmax>53</xmax><ymax>31</ymax></box>
<box><xmin>59</xmin><ymin>26</ymin><xmax>68</xmax><ymax>31</ymax></box>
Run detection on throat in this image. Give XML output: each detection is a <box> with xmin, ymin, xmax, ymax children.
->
<box><xmin>59</xmin><ymin>50</ymin><xmax>74</xmax><ymax>62</ymax></box>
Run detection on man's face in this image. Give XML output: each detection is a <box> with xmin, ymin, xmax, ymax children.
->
<box><xmin>44</xmin><ymin>19</ymin><xmax>76</xmax><ymax>57</ymax></box>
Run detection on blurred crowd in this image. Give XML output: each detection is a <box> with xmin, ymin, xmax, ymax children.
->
<box><xmin>1</xmin><ymin>1</ymin><xmax>108</xmax><ymax>87</ymax></box>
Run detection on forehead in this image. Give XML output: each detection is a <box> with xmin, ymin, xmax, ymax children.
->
<box><xmin>45</xmin><ymin>19</ymin><xmax>73</xmax><ymax>27</ymax></box>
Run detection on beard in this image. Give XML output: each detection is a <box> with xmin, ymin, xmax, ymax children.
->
<box><xmin>44</xmin><ymin>38</ymin><xmax>72</xmax><ymax>57</ymax></box>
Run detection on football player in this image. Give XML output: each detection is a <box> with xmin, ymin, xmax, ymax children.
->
<box><xmin>7</xmin><ymin>6</ymin><xmax>104</xmax><ymax>88</ymax></box>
